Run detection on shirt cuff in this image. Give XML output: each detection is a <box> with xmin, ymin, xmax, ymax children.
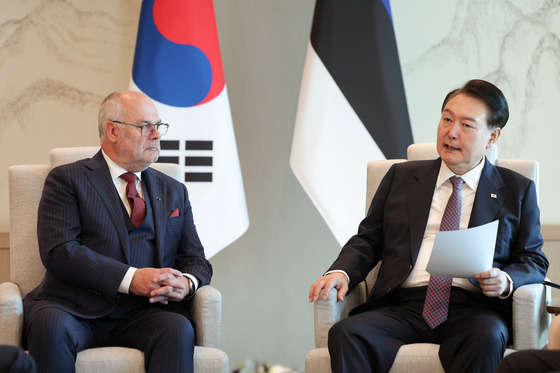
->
<box><xmin>183</xmin><ymin>273</ymin><xmax>199</xmax><ymax>297</ymax></box>
<box><xmin>324</xmin><ymin>270</ymin><xmax>350</xmax><ymax>286</ymax></box>
<box><xmin>499</xmin><ymin>271</ymin><xmax>514</xmax><ymax>299</ymax></box>
<box><xmin>118</xmin><ymin>267</ymin><xmax>137</xmax><ymax>294</ymax></box>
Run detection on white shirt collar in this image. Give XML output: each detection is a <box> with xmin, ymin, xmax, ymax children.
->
<box><xmin>101</xmin><ymin>149</ymin><xmax>142</xmax><ymax>181</ymax></box>
<box><xmin>437</xmin><ymin>157</ymin><xmax>486</xmax><ymax>192</ymax></box>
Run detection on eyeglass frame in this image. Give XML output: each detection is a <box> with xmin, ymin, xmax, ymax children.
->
<box><xmin>111</xmin><ymin>120</ymin><xmax>169</xmax><ymax>137</ymax></box>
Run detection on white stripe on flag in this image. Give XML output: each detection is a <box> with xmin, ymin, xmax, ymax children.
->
<box><xmin>131</xmin><ymin>81</ymin><xmax>249</xmax><ymax>258</ymax></box>
<box><xmin>290</xmin><ymin>42</ymin><xmax>386</xmax><ymax>245</ymax></box>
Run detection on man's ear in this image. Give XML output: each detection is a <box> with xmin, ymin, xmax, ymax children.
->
<box><xmin>487</xmin><ymin>127</ymin><xmax>501</xmax><ymax>148</ymax></box>
<box><xmin>105</xmin><ymin>121</ymin><xmax>120</xmax><ymax>142</ymax></box>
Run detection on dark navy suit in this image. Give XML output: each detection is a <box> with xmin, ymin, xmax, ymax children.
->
<box><xmin>328</xmin><ymin>158</ymin><xmax>548</xmax><ymax>373</ymax></box>
<box><xmin>0</xmin><ymin>345</ymin><xmax>36</xmax><ymax>373</ymax></box>
<box><xmin>24</xmin><ymin>150</ymin><xmax>212</xmax><ymax>373</ymax></box>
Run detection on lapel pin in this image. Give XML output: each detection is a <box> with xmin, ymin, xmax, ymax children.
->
<box><xmin>490</xmin><ymin>193</ymin><xmax>497</xmax><ymax>199</ymax></box>
<box><xmin>156</xmin><ymin>196</ymin><xmax>161</xmax><ymax>200</ymax></box>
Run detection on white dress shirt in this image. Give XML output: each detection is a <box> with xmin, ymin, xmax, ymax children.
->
<box><xmin>400</xmin><ymin>160</ymin><xmax>483</xmax><ymax>292</ymax></box>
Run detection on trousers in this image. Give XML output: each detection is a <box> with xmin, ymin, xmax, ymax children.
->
<box><xmin>496</xmin><ymin>350</ymin><xmax>560</xmax><ymax>373</ymax></box>
<box><xmin>25</xmin><ymin>306</ymin><xmax>195</xmax><ymax>373</ymax></box>
<box><xmin>328</xmin><ymin>286</ymin><xmax>509</xmax><ymax>373</ymax></box>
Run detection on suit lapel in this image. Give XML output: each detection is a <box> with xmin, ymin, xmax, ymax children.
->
<box><xmin>84</xmin><ymin>151</ymin><xmax>131</xmax><ymax>262</ymax></box>
<box><xmin>408</xmin><ymin>159</ymin><xmax>441</xmax><ymax>263</ymax></box>
<box><xmin>468</xmin><ymin>159</ymin><xmax>504</xmax><ymax>288</ymax></box>
<box><xmin>142</xmin><ymin>168</ymin><xmax>167</xmax><ymax>267</ymax></box>
<box><xmin>469</xmin><ymin>158</ymin><xmax>505</xmax><ymax>228</ymax></box>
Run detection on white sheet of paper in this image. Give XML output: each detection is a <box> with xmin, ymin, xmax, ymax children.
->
<box><xmin>425</xmin><ymin>220</ymin><xmax>499</xmax><ymax>278</ymax></box>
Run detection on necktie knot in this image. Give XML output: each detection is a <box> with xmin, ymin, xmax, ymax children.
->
<box><xmin>440</xmin><ymin>176</ymin><xmax>463</xmax><ymax>232</ymax></box>
<box><xmin>120</xmin><ymin>172</ymin><xmax>137</xmax><ymax>184</ymax></box>
<box><xmin>450</xmin><ymin>176</ymin><xmax>464</xmax><ymax>191</ymax></box>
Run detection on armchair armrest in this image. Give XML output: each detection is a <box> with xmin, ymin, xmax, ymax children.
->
<box><xmin>0</xmin><ymin>282</ymin><xmax>24</xmax><ymax>346</ymax></box>
<box><xmin>512</xmin><ymin>282</ymin><xmax>550</xmax><ymax>350</ymax></box>
<box><xmin>188</xmin><ymin>285</ymin><xmax>222</xmax><ymax>349</ymax></box>
<box><xmin>314</xmin><ymin>282</ymin><xmax>367</xmax><ymax>348</ymax></box>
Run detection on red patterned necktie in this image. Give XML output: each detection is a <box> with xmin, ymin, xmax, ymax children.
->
<box><xmin>120</xmin><ymin>172</ymin><xmax>146</xmax><ymax>227</ymax></box>
<box><xmin>422</xmin><ymin>176</ymin><xmax>464</xmax><ymax>329</ymax></box>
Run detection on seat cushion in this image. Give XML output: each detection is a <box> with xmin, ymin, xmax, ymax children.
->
<box><xmin>305</xmin><ymin>344</ymin><xmax>444</xmax><ymax>373</ymax></box>
<box><xmin>389</xmin><ymin>344</ymin><xmax>444</xmax><ymax>373</ymax></box>
<box><xmin>306</xmin><ymin>344</ymin><xmax>518</xmax><ymax>373</ymax></box>
<box><xmin>74</xmin><ymin>346</ymin><xmax>229</xmax><ymax>373</ymax></box>
<box><xmin>75</xmin><ymin>347</ymin><xmax>144</xmax><ymax>373</ymax></box>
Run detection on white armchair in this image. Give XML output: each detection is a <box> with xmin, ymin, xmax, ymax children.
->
<box><xmin>305</xmin><ymin>143</ymin><xmax>550</xmax><ymax>373</ymax></box>
<box><xmin>0</xmin><ymin>147</ymin><xmax>229</xmax><ymax>373</ymax></box>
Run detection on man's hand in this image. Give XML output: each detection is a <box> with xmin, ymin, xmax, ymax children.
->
<box><xmin>148</xmin><ymin>275</ymin><xmax>191</xmax><ymax>304</ymax></box>
<box><xmin>129</xmin><ymin>268</ymin><xmax>191</xmax><ymax>304</ymax></box>
<box><xmin>309</xmin><ymin>272</ymin><xmax>349</xmax><ymax>303</ymax></box>
<box><xmin>474</xmin><ymin>268</ymin><xmax>509</xmax><ymax>297</ymax></box>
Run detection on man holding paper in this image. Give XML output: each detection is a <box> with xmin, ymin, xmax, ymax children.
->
<box><xmin>309</xmin><ymin>79</ymin><xmax>548</xmax><ymax>373</ymax></box>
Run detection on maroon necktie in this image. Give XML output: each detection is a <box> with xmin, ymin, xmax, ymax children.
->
<box><xmin>120</xmin><ymin>172</ymin><xmax>146</xmax><ymax>227</ymax></box>
<box><xmin>422</xmin><ymin>176</ymin><xmax>464</xmax><ymax>329</ymax></box>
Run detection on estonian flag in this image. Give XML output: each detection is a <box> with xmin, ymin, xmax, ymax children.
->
<box><xmin>290</xmin><ymin>0</ymin><xmax>413</xmax><ymax>245</ymax></box>
<box><xmin>130</xmin><ymin>0</ymin><xmax>249</xmax><ymax>258</ymax></box>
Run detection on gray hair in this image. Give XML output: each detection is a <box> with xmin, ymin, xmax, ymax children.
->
<box><xmin>98</xmin><ymin>92</ymin><xmax>126</xmax><ymax>140</ymax></box>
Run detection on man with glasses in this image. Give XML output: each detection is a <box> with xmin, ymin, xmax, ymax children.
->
<box><xmin>23</xmin><ymin>91</ymin><xmax>212</xmax><ymax>373</ymax></box>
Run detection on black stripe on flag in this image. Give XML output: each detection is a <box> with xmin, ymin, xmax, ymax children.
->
<box><xmin>160</xmin><ymin>140</ymin><xmax>180</xmax><ymax>150</ymax></box>
<box><xmin>157</xmin><ymin>156</ymin><xmax>179</xmax><ymax>164</ymax></box>
<box><xmin>310</xmin><ymin>0</ymin><xmax>413</xmax><ymax>159</ymax></box>
<box><xmin>186</xmin><ymin>172</ymin><xmax>213</xmax><ymax>182</ymax></box>
<box><xmin>186</xmin><ymin>156</ymin><xmax>213</xmax><ymax>166</ymax></box>
<box><xmin>186</xmin><ymin>140</ymin><xmax>213</xmax><ymax>150</ymax></box>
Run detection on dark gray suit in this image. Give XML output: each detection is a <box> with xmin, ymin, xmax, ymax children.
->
<box><xmin>328</xmin><ymin>158</ymin><xmax>548</xmax><ymax>373</ymax></box>
<box><xmin>24</xmin><ymin>150</ymin><xmax>212</xmax><ymax>373</ymax></box>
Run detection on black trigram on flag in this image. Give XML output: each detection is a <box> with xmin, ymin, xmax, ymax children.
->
<box><xmin>159</xmin><ymin>139</ymin><xmax>213</xmax><ymax>182</ymax></box>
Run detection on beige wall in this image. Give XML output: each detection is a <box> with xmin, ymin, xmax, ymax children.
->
<box><xmin>2</xmin><ymin>1</ymin><xmax>560</xmax><ymax>371</ymax></box>
<box><xmin>542</xmin><ymin>227</ymin><xmax>560</xmax><ymax>300</ymax></box>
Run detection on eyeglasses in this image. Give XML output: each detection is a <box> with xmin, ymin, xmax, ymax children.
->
<box><xmin>111</xmin><ymin>120</ymin><xmax>169</xmax><ymax>136</ymax></box>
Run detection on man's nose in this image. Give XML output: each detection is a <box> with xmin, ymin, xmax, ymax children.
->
<box><xmin>448</xmin><ymin>122</ymin><xmax>460</xmax><ymax>138</ymax></box>
<box><xmin>149</xmin><ymin>126</ymin><xmax>161</xmax><ymax>139</ymax></box>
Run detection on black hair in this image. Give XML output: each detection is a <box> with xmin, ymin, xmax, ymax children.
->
<box><xmin>441</xmin><ymin>79</ymin><xmax>509</xmax><ymax>129</ymax></box>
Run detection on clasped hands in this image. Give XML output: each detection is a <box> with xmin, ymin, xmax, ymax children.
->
<box><xmin>309</xmin><ymin>268</ymin><xmax>510</xmax><ymax>302</ymax></box>
<box><xmin>130</xmin><ymin>267</ymin><xmax>191</xmax><ymax>305</ymax></box>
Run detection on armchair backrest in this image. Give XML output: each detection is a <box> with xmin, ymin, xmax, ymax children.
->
<box><xmin>9</xmin><ymin>147</ymin><xmax>182</xmax><ymax>295</ymax></box>
<box><xmin>50</xmin><ymin>146</ymin><xmax>100</xmax><ymax>168</ymax></box>
<box><xmin>8</xmin><ymin>165</ymin><xmax>51</xmax><ymax>295</ymax></box>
